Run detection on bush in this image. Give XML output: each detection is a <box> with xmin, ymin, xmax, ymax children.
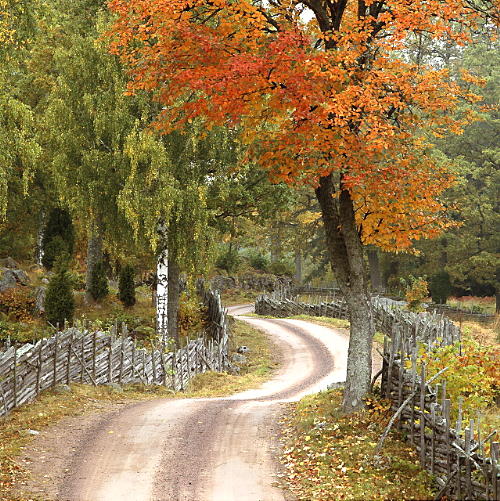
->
<box><xmin>42</xmin><ymin>208</ymin><xmax>75</xmax><ymax>269</ymax></box>
<box><xmin>215</xmin><ymin>248</ymin><xmax>240</xmax><ymax>274</ymax></box>
<box><xmin>268</xmin><ymin>259</ymin><xmax>294</xmax><ymax>277</ymax></box>
<box><xmin>178</xmin><ymin>293</ymin><xmax>206</xmax><ymax>337</ymax></box>
<box><xmin>88</xmin><ymin>261</ymin><xmax>109</xmax><ymax>302</ymax></box>
<box><xmin>404</xmin><ymin>276</ymin><xmax>429</xmax><ymax>312</ymax></box>
<box><xmin>118</xmin><ymin>264</ymin><xmax>136</xmax><ymax>307</ymax></box>
<box><xmin>429</xmin><ymin>271</ymin><xmax>452</xmax><ymax>304</ymax></box>
<box><xmin>248</xmin><ymin>251</ymin><xmax>269</xmax><ymax>271</ymax></box>
<box><xmin>419</xmin><ymin>337</ymin><xmax>500</xmax><ymax>422</ymax></box>
<box><xmin>0</xmin><ymin>288</ymin><xmax>36</xmax><ymax>322</ymax></box>
<box><xmin>45</xmin><ymin>267</ymin><xmax>75</xmax><ymax>327</ymax></box>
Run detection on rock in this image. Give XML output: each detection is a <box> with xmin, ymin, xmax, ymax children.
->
<box><xmin>227</xmin><ymin>363</ymin><xmax>241</xmax><ymax>375</ymax></box>
<box><xmin>12</xmin><ymin>269</ymin><xmax>29</xmax><ymax>285</ymax></box>
<box><xmin>105</xmin><ymin>382</ymin><xmax>124</xmax><ymax>393</ymax></box>
<box><xmin>0</xmin><ymin>257</ymin><xmax>19</xmax><ymax>269</ymax></box>
<box><xmin>0</xmin><ymin>268</ymin><xmax>17</xmax><ymax>292</ymax></box>
<box><xmin>41</xmin><ymin>278</ymin><xmax>49</xmax><ymax>284</ymax></box>
<box><xmin>27</xmin><ymin>429</ymin><xmax>40</xmax><ymax>435</ymax></box>
<box><xmin>53</xmin><ymin>384</ymin><xmax>71</xmax><ymax>394</ymax></box>
<box><xmin>35</xmin><ymin>286</ymin><xmax>47</xmax><ymax>313</ymax></box>
<box><xmin>232</xmin><ymin>353</ymin><xmax>247</xmax><ymax>364</ymax></box>
<box><xmin>237</xmin><ymin>345</ymin><xmax>250</xmax><ymax>354</ymax></box>
<box><xmin>327</xmin><ymin>381</ymin><xmax>345</xmax><ymax>390</ymax></box>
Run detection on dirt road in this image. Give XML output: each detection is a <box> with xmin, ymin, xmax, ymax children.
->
<box><xmin>47</xmin><ymin>308</ymin><xmax>350</xmax><ymax>500</ymax></box>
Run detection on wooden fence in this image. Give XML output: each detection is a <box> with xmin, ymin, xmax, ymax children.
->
<box><xmin>255</xmin><ymin>293</ymin><xmax>498</xmax><ymax>500</ymax></box>
<box><xmin>0</xmin><ymin>289</ymin><xmax>230</xmax><ymax>418</ymax></box>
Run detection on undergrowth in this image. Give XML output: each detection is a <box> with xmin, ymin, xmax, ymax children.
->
<box><xmin>279</xmin><ymin>389</ymin><xmax>434</xmax><ymax>500</ymax></box>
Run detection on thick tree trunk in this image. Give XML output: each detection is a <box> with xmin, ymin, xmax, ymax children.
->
<box><xmin>167</xmin><ymin>259</ymin><xmax>180</xmax><ymax>345</ymax></box>
<box><xmin>315</xmin><ymin>174</ymin><xmax>374</xmax><ymax>413</ymax></box>
<box><xmin>85</xmin><ymin>227</ymin><xmax>103</xmax><ymax>304</ymax></box>
<box><xmin>156</xmin><ymin>242</ymin><xmax>168</xmax><ymax>344</ymax></box>
<box><xmin>294</xmin><ymin>250</ymin><xmax>302</xmax><ymax>284</ymax></box>
<box><xmin>367</xmin><ymin>247</ymin><xmax>383</xmax><ymax>293</ymax></box>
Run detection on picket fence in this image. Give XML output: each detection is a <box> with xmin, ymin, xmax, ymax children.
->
<box><xmin>255</xmin><ymin>294</ymin><xmax>499</xmax><ymax>500</ymax></box>
<box><xmin>0</xmin><ymin>289</ymin><xmax>230</xmax><ymax>418</ymax></box>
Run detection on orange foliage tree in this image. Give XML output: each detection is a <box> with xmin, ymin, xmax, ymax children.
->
<box><xmin>107</xmin><ymin>0</ymin><xmax>497</xmax><ymax>411</ymax></box>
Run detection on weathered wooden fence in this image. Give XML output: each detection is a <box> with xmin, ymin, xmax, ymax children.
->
<box><xmin>255</xmin><ymin>293</ymin><xmax>499</xmax><ymax>500</ymax></box>
<box><xmin>0</xmin><ymin>289</ymin><xmax>230</xmax><ymax>418</ymax></box>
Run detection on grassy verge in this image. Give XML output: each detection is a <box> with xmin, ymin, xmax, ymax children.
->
<box><xmin>221</xmin><ymin>288</ymin><xmax>261</xmax><ymax>306</ymax></box>
<box><xmin>186</xmin><ymin>317</ymin><xmax>279</xmax><ymax>397</ymax></box>
<box><xmin>0</xmin><ymin>318</ymin><xmax>277</xmax><ymax>499</ymax></box>
<box><xmin>279</xmin><ymin>389</ymin><xmax>434</xmax><ymax>500</ymax></box>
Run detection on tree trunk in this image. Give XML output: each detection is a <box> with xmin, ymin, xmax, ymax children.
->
<box><xmin>367</xmin><ymin>247</ymin><xmax>383</xmax><ymax>293</ymax></box>
<box><xmin>85</xmin><ymin>228</ymin><xmax>103</xmax><ymax>304</ymax></box>
<box><xmin>36</xmin><ymin>209</ymin><xmax>46</xmax><ymax>267</ymax></box>
<box><xmin>315</xmin><ymin>174</ymin><xmax>374</xmax><ymax>413</ymax></box>
<box><xmin>294</xmin><ymin>250</ymin><xmax>303</xmax><ymax>284</ymax></box>
<box><xmin>167</xmin><ymin>259</ymin><xmax>180</xmax><ymax>345</ymax></box>
<box><xmin>156</xmin><ymin>226</ymin><xmax>169</xmax><ymax>344</ymax></box>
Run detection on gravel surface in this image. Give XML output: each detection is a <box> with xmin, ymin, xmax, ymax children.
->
<box><xmin>17</xmin><ymin>307</ymin><xmax>352</xmax><ymax>501</ymax></box>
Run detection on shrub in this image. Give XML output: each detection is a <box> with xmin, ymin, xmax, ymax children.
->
<box><xmin>45</xmin><ymin>266</ymin><xmax>75</xmax><ymax>327</ymax></box>
<box><xmin>118</xmin><ymin>264</ymin><xmax>136</xmax><ymax>307</ymax></box>
<box><xmin>429</xmin><ymin>271</ymin><xmax>452</xmax><ymax>304</ymax></box>
<box><xmin>215</xmin><ymin>248</ymin><xmax>240</xmax><ymax>274</ymax></box>
<box><xmin>268</xmin><ymin>259</ymin><xmax>294</xmax><ymax>277</ymax></box>
<box><xmin>42</xmin><ymin>208</ymin><xmax>75</xmax><ymax>269</ymax></box>
<box><xmin>0</xmin><ymin>288</ymin><xmax>36</xmax><ymax>322</ymax></box>
<box><xmin>88</xmin><ymin>261</ymin><xmax>109</xmax><ymax>302</ymax></box>
<box><xmin>405</xmin><ymin>276</ymin><xmax>429</xmax><ymax>312</ymax></box>
<box><xmin>178</xmin><ymin>293</ymin><xmax>206</xmax><ymax>337</ymax></box>
<box><xmin>419</xmin><ymin>337</ymin><xmax>500</xmax><ymax>423</ymax></box>
<box><xmin>248</xmin><ymin>251</ymin><xmax>269</xmax><ymax>271</ymax></box>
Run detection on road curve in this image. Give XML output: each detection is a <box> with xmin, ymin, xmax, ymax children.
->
<box><xmin>59</xmin><ymin>307</ymin><xmax>349</xmax><ymax>501</ymax></box>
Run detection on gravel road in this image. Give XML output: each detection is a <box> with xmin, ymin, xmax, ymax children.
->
<box><xmin>39</xmin><ymin>307</ymin><xmax>350</xmax><ymax>501</ymax></box>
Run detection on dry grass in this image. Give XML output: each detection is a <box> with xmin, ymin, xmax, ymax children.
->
<box><xmin>279</xmin><ymin>389</ymin><xmax>434</xmax><ymax>500</ymax></box>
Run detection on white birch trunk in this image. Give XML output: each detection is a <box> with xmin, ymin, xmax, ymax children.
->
<box><xmin>156</xmin><ymin>224</ymin><xmax>169</xmax><ymax>344</ymax></box>
<box><xmin>36</xmin><ymin>210</ymin><xmax>46</xmax><ymax>266</ymax></box>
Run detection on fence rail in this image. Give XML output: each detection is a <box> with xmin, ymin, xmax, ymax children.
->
<box><xmin>255</xmin><ymin>293</ymin><xmax>498</xmax><ymax>500</ymax></box>
<box><xmin>0</xmin><ymin>289</ymin><xmax>230</xmax><ymax>418</ymax></box>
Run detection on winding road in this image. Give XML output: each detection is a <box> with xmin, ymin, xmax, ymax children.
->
<box><xmin>35</xmin><ymin>306</ymin><xmax>350</xmax><ymax>501</ymax></box>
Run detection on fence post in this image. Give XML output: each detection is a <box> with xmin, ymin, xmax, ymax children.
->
<box><xmin>36</xmin><ymin>339</ymin><xmax>43</xmax><ymax>395</ymax></box>
<box><xmin>13</xmin><ymin>346</ymin><xmax>17</xmax><ymax>408</ymax></box>
<box><xmin>107</xmin><ymin>337</ymin><xmax>113</xmax><ymax>383</ymax></box>
<box><xmin>92</xmin><ymin>331</ymin><xmax>97</xmax><ymax>382</ymax></box>
<box><xmin>80</xmin><ymin>334</ymin><xmax>85</xmax><ymax>383</ymax></box>
<box><xmin>66</xmin><ymin>330</ymin><xmax>73</xmax><ymax>384</ymax></box>
<box><xmin>53</xmin><ymin>331</ymin><xmax>59</xmax><ymax>387</ymax></box>
<box><xmin>419</xmin><ymin>364</ymin><xmax>426</xmax><ymax>467</ymax></box>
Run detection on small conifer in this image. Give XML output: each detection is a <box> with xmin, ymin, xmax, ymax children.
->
<box><xmin>45</xmin><ymin>261</ymin><xmax>75</xmax><ymax>327</ymax></box>
<box><xmin>42</xmin><ymin>208</ymin><xmax>75</xmax><ymax>269</ymax></box>
<box><xmin>118</xmin><ymin>264</ymin><xmax>136</xmax><ymax>307</ymax></box>
<box><xmin>89</xmin><ymin>261</ymin><xmax>109</xmax><ymax>302</ymax></box>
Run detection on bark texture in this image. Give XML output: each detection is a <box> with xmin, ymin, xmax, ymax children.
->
<box><xmin>367</xmin><ymin>247</ymin><xmax>383</xmax><ymax>293</ymax></box>
<box><xmin>167</xmin><ymin>259</ymin><xmax>180</xmax><ymax>345</ymax></box>
<box><xmin>85</xmin><ymin>229</ymin><xmax>103</xmax><ymax>304</ymax></box>
<box><xmin>315</xmin><ymin>174</ymin><xmax>374</xmax><ymax>412</ymax></box>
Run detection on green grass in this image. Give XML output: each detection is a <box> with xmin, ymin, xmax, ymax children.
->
<box><xmin>279</xmin><ymin>389</ymin><xmax>434</xmax><ymax>500</ymax></box>
<box><xmin>220</xmin><ymin>288</ymin><xmax>261</xmax><ymax>306</ymax></box>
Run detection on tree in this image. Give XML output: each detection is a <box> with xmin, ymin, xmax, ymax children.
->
<box><xmin>118</xmin><ymin>264</ymin><xmax>136</xmax><ymax>307</ymax></box>
<box><xmin>45</xmin><ymin>260</ymin><xmax>75</xmax><ymax>327</ymax></box>
<box><xmin>88</xmin><ymin>261</ymin><xmax>108</xmax><ymax>302</ymax></box>
<box><xmin>41</xmin><ymin>208</ymin><xmax>75</xmax><ymax>269</ymax></box>
<box><xmin>108</xmin><ymin>0</ymin><xmax>494</xmax><ymax>410</ymax></box>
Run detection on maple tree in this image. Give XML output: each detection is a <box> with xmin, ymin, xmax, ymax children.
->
<box><xmin>107</xmin><ymin>0</ymin><xmax>497</xmax><ymax>410</ymax></box>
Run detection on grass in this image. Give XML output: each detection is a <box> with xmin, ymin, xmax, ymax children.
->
<box><xmin>447</xmin><ymin>296</ymin><xmax>496</xmax><ymax>315</ymax></box>
<box><xmin>186</xmin><ymin>317</ymin><xmax>279</xmax><ymax>397</ymax></box>
<box><xmin>221</xmin><ymin>288</ymin><xmax>261</xmax><ymax>306</ymax></box>
<box><xmin>0</xmin><ymin>317</ymin><xmax>277</xmax><ymax>500</ymax></box>
<box><xmin>279</xmin><ymin>389</ymin><xmax>434</xmax><ymax>501</ymax></box>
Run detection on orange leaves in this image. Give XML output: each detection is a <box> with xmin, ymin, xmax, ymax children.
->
<box><xmin>105</xmin><ymin>0</ymin><xmax>495</xmax><ymax>251</ymax></box>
